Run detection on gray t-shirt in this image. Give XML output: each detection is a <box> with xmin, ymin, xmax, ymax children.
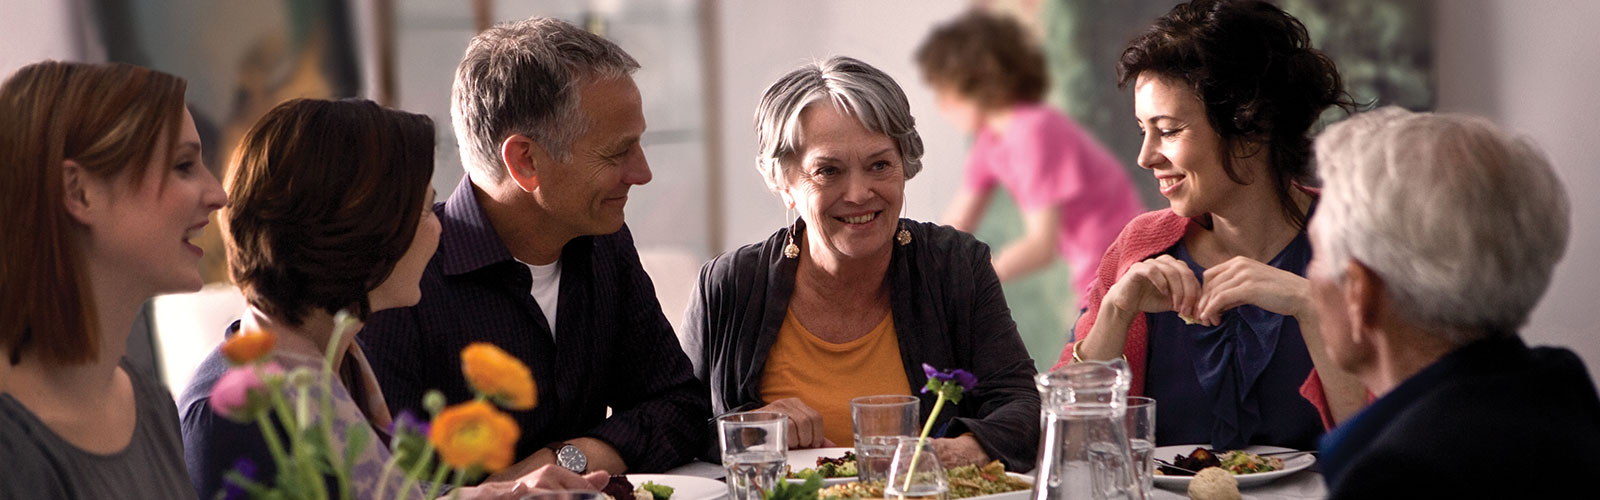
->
<box><xmin>0</xmin><ymin>360</ymin><xmax>196</xmax><ymax>499</ymax></box>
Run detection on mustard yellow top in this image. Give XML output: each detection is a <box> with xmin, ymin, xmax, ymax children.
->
<box><xmin>758</xmin><ymin>309</ymin><xmax>914</xmax><ymax>446</ymax></box>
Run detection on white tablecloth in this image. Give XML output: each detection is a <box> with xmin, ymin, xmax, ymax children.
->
<box><xmin>666</xmin><ymin>461</ymin><xmax>1326</xmax><ymax>499</ymax></box>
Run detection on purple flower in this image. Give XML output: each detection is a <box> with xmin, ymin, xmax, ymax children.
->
<box><xmin>390</xmin><ymin>409</ymin><xmax>431</xmax><ymax>437</ymax></box>
<box><xmin>921</xmin><ymin>363</ymin><xmax>977</xmax><ymax>392</ymax></box>
<box><xmin>223</xmin><ymin>457</ymin><xmax>257</xmax><ymax>500</ymax></box>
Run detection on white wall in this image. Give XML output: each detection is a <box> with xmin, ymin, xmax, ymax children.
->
<box><xmin>713</xmin><ymin>0</ymin><xmax>971</xmax><ymax>250</ymax></box>
<box><xmin>0</xmin><ymin>0</ymin><xmax>87</xmax><ymax>76</ymax></box>
<box><xmin>1435</xmin><ymin>0</ymin><xmax>1600</xmax><ymax>382</ymax></box>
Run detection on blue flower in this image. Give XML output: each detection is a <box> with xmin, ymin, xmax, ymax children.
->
<box><xmin>390</xmin><ymin>409</ymin><xmax>431</xmax><ymax>438</ymax></box>
<box><xmin>223</xmin><ymin>457</ymin><xmax>257</xmax><ymax>500</ymax></box>
<box><xmin>921</xmin><ymin>363</ymin><xmax>976</xmax><ymax>404</ymax></box>
<box><xmin>921</xmin><ymin>363</ymin><xmax>977</xmax><ymax>391</ymax></box>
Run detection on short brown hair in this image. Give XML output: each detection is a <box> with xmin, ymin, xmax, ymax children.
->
<box><xmin>0</xmin><ymin>61</ymin><xmax>187</xmax><ymax>365</ymax></box>
<box><xmin>224</xmin><ymin>99</ymin><xmax>435</xmax><ymax>327</ymax></box>
<box><xmin>915</xmin><ymin>9</ymin><xmax>1048</xmax><ymax>110</ymax></box>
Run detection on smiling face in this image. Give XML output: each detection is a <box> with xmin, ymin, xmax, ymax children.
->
<box><xmin>84</xmin><ymin>108</ymin><xmax>227</xmax><ymax>295</ymax></box>
<box><xmin>369</xmin><ymin>188</ymin><xmax>442</xmax><ymax>312</ymax></box>
<box><xmin>1132</xmin><ymin>73</ymin><xmax>1240</xmax><ymax>218</ymax></box>
<box><xmin>534</xmin><ymin>76</ymin><xmax>651</xmax><ymax>238</ymax></box>
<box><xmin>781</xmin><ymin>103</ymin><xmax>906</xmax><ymax>264</ymax></box>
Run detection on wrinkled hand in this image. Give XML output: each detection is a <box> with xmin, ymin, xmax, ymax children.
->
<box><xmin>1194</xmin><ymin>256</ymin><xmax>1311</xmax><ymax>326</ymax></box>
<box><xmin>451</xmin><ymin>465</ymin><xmax>609</xmax><ymax>499</ymax></box>
<box><xmin>757</xmin><ymin>398</ymin><xmax>837</xmax><ymax>449</ymax></box>
<box><xmin>1105</xmin><ymin>255</ymin><xmax>1201</xmax><ymax>319</ymax></box>
<box><xmin>928</xmin><ymin>435</ymin><xmax>990</xmax><ymax>469</ymax></box>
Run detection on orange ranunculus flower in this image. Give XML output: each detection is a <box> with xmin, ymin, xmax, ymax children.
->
<box><xmin>221</xmin><ymin>327</ymin><xmax>277</xmax><ymax>365</ymax></box>
<box><xmin>429</xmin><ymin>400</ymin><xmax>520</xmax><ymax>472</ymax></box>
<box><xmin>460</xmin><ymin>342</ymin><xmax>537</xmax><ymax>410</ymax></box>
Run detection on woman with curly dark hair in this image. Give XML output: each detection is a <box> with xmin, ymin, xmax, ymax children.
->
<box><xmin>1056</xmin><ymin>0</ymin><xmax>1366</xmax><ymax>451</ymax></box>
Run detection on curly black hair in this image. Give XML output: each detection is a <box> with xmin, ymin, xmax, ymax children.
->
<box><xmin>1118</xmin><ymin>0</ymin><xmax>1357</xmax><ymax>229</ymax></box>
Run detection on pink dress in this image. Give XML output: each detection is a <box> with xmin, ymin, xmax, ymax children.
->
<box><xmin>963</xmin><ymin>103</ymin><xmax>1144</xmax><ymax>306</ymax></box>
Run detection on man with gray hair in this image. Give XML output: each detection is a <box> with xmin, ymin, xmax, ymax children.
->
<box><xmin>1306</xmin><ymin>107</ymin><xmax>1600</xmax><ymax>497</ymax></box>
<box><xmin>361</xmin><ymin>17</ymin><xmax>707</xmax><ymax>479</ymax></box>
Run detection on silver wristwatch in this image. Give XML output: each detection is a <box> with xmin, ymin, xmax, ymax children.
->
<box><xmin>548</xmin><ymin>442</ymin><xmax>588</xmax><ymax>473</ymax></box>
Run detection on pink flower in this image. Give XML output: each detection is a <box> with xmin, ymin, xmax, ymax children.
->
<box><xmin>210</xmin><ymin>362</ymin><xmax>283</xmax><ymax>422</ymax></box>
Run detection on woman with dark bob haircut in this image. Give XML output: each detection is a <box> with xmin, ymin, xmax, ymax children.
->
<box><xmin>179</xmin><ymin>99</ymin><xmax>584</xmax><ymax>499</ymax></box>
<box><xmin>0</xmin><ymin>61</ymin><xmax>225</xmax><ymax>498</ymax></box>
<box><xmin>1056</xmin><ymin>0</ymin><xmax>1366</xmax><ymax>451</ymax></box>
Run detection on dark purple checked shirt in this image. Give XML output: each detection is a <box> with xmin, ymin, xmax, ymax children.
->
<box><xmin>359</xmin><ymin>176</ymin><xmax>709</xmax><ymax>473</ymax></box>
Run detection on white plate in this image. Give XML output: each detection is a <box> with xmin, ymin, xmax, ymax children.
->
<box><xmin>967</xmin><ymin>472</ymin><xmax>1033</xmax><ymax>500</ymax></box>
<box><xmin>784</xmin><ymin>447</ymin><xmax>858</xmax><ymax>485</ymax></box>
<box><xmin>628</xmin><ymin>474</ymin><xmax>728</xmax><ymax>500</ymax></box>
<box><xmin>1149</xmin><ymin>445</ymin><xmax>1315</xmax><ymax>489</ymax></box>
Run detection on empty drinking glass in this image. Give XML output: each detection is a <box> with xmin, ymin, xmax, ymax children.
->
<box><xmin>719</xmin><ymin>412</ymin><xmax>789</xmax><ymax>500</ymax></box>
<box><xmin>1125</xmin><ymin>397</ymin><xmax>1156</xmax><ymax>494</ymax></box>
<box><xmin>885</xmin><ymin>437</ymin><xmax>949</xmax><ymax>500</ymax></box>
<box><xmin>852</xmin><ymin>395</ymin><xmax>920</xmax><ymax>482</ymax></box>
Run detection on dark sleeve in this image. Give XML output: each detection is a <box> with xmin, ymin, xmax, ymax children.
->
<box><xmin>682</xmin><ymin>257</ymin><xmax>766</xmax><ymax>462</ymax></box>
<box><xmin>360</xmin><ymin>304</ymin><xmax>431</xmax><ymax>416</ymax></box>
<box><xmin>945</xmin><ymin>241</ymin><xmax>1043</xmax><ymax>472</ymax></box>
<box><xmin>180</xmin><ymin>398</ymin><xmax>282</xmax><ymax>499</ymax></box>
<box><xmin>585</xmin><ymin>233</ymin><xmax>713</xmax><ymax>472</ymax></box>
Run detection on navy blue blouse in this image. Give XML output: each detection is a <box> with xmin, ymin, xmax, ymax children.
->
<box><xmin>1144</xmin><ymin>231</ymin><xmax>1323</xmax><ymax>451</ymax></box>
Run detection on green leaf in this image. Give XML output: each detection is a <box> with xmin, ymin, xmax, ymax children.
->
<box><xmin>764</xmin><ymin>473</ymin><xmax>822</xmax><ymax>500</ymax></box>
<box><xmin>344</xmin><ymin>424</ymin><xmax>371</xmax><ymax>471</ymax></box>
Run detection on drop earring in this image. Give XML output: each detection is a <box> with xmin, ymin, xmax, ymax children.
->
<box><xmin>783</xmin><ymin>207</ymin><xmax>800</xmax><ymax>259</ymax></box>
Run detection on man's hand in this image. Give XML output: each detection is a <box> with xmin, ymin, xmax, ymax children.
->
<box><xmin>456</xmin><ymin>465</ymin><xmax>610</xmax><ymax>499</ymax></box>
<box><xmin>486</xmin><ymin>437</ymin><xmax>628</xmax><ymax>484</ymax></box>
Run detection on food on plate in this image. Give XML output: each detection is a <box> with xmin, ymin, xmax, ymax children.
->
<box><xmin>769</xmin><ymin>475</ymin><xmax>826</xmax><ymax>500</ymax></box>
<box><xmin>946</xmin><ymin>460</ymin><xmax>1032</xmax><ymax>498</ymax></box>
<box><xmin>817</xmin><ymin>460</ymin><xmax>1028</xmax><ymax>500</ymax></box>
<box><xmin>599</xmin><ymin>475</ymin><xmax>674</xmax><ymax>500</ymax></box>
<box><xmin>1156</xmin><ymin>447</ymin><xmax>1283</xmax><ymax>476</ymax></box>
<box><xmin>1186</xmin><ymin>467</ymin><xmax>1240</xmax><ymax>500</ymax></box>
<box><xmin>639</xmin><ymin>481</ymin><xmax>675</xmax><ymax>500</ymax></box>
<box><xmin>1217</xmin><ymin>450</ymin><xmax>1284</xmax><ymax>475</ymax></box>
<box><xmin>789</xmin><ymin>451</ymin><xmax>859</xmax><ymax>479</ymax></box>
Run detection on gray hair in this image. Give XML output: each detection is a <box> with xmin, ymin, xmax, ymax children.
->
<box><xmin>1311</xmin><ymin>106</ymin><xmax>1570</xmax><ymax>344</ymax></box>
<box><xmin>451</xmin><ymin>17</ymin><xmax>640</xmax><ymax>183</ymax></box>
<box><xmin>754</xmin><ymin>56</ymin><xmax>924</xmax><ymax>192</ymax></box>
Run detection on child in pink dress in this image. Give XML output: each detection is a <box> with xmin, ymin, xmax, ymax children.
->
<box><xmin>917</xmin><ymin>10</ymin><xmax>1143</xmax><ymax>307</ymax></box>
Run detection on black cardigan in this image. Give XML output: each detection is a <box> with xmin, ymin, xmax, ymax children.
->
<box><xmin>681</xmin><ymin>219</ymin><xmax>1041</xmax><ymax>471</ymax></box>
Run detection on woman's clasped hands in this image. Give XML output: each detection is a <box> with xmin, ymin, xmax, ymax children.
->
<box><xmin>1107</xmin><ymin>255</ymin><xmax>1313</xmax><ymax>327</ymax></box>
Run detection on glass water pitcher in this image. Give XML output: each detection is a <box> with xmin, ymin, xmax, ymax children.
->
<box><xmin>1032</xmin><ymin>358</ymin><xmax>1145</xmax><ymax>500</ymax></box>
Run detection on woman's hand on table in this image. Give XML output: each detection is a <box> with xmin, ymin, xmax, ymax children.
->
<box><xmin>758</xmin><ymin>398</ymin><xmax>836</xmax><ymax>449</ymax></box>
<box><xmin>1195</xmin><ymin>256</ymin><xmax>1311</xmax><ymax>325</ymax></box>
<box><xmin>928</xmin><ymin>435</ymin><xmax>990</xmax><ymax>469</ymax></box>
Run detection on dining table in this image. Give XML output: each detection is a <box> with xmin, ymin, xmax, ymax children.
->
<box><xmin>663</xmin><ymin>459</ymin><xmax>1327</xmax><ymax>500</ymax></box>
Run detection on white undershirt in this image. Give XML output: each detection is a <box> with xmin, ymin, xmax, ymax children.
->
<box><xmin>521</xmin><ymin>258</ymin><xmax>562</xmax><ymax>339</ymax></box>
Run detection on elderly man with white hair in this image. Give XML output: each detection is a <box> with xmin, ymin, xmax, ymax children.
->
<box><xmin>1307</xmin><ymin>107</ymin><xmax>1600</xmax><ymax>498</ymax></box>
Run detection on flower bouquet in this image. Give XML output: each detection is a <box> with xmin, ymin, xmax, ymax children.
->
<box><xmin>211</xmin><ymin>311</ymin><xmax>536</xmax><ymax>500</ymax></box>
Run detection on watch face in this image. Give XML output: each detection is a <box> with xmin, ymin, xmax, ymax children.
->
<box><xmin>557</xmin><ymin>445</ymin><xmax>588</xmax><ymax>473</ymax></box>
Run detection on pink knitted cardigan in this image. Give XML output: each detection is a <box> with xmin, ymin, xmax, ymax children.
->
<box><xmin>1051</xmin><ymin>209</ymin><xmax>1334</xmax><ymax>429</ymax></box>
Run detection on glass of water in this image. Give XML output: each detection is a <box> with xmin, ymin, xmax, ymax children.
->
<box><xmin>1125</xmin><ymin>396</ymin><xmax>1157</xmax><ymax>494</ymax></box>
<box><xmin>851</xmin><ymin>395</ymin><xmax>919</xmax><ymax>482</ymax></box>
<box><xmin>719</xmin><ymin>411</ymin><xmax>789</xmax><ymax>500</ymax></box>
<box><xmin>884</xmin><ymin>437</ymin><xmax>948</xmax><ymax>500</ymax></box>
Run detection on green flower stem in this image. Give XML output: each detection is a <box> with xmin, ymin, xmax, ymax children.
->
<box><xmin>446</xmin><ymin>469</ymin><xmax>468</xmax><ymax>500</ymax></box>
<box><xmin>902</xmin><ymin>392</ymin><xmax>949</xmax><ymax>492</ymax></box>
<box><xmin>396</xmin><ymin>439</ymin><xmax>439</xmax><ymax>500</ymax></box>
<box><xmin>421</xmin><ymin>462</ymin><xmax>453</xmax><ymax>500</ymax></box>
<box><xmin>254</xmin><ymin>412</ymin><xmax>292</xmax><ymax>475</ymax></box>
<box><xmin>323</xmin><ymin>314</ymin><xmax>354</xmax><ymax>500</ymax></box>
<box><xmin>374</xmin><ymin>447</ymin><xmax>403</xmax><ymax>500</ymax></box>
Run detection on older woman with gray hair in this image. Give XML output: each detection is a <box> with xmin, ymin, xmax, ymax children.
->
<box><xmin>680</xmin><ymin>56</ymin><xmax>1039</xmax><ymax>470</ymax></box>
<box><xmin>1307</xmin><ymin>107</ymin><xmax>1600</xmax><ymax>498</ymax></box>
